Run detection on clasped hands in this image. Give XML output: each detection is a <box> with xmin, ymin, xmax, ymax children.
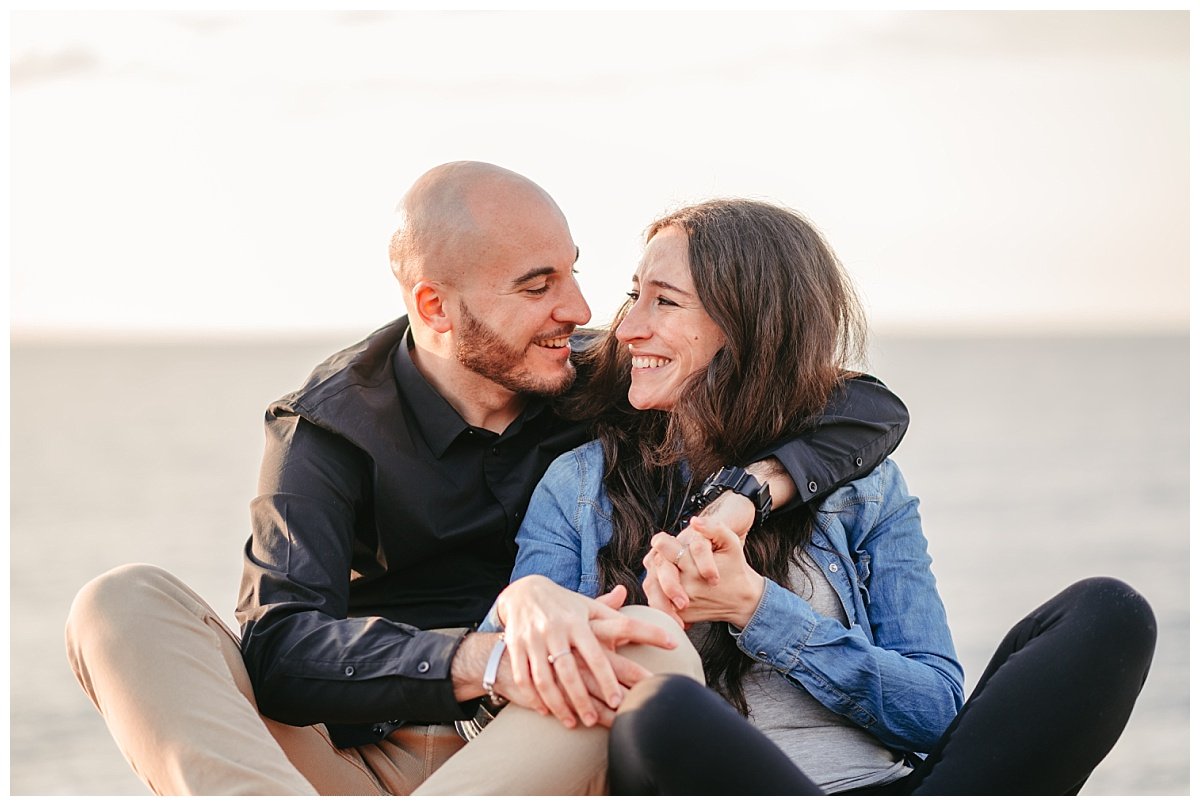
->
<box><xmin>641</xmin><ymin>489</ymin><xmax>766</xmax><ymax>630</ymax></box>
<box><xmin>479</xmin><ymin>492</ymin><xmax>762</xmax><ymax>731</ymax></box>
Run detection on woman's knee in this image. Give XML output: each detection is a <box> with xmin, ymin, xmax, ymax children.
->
<box><xmin>1047</xmin><ymin>577</ymin><xmax>1157</xmax><ymax>673</ymax></box>
<box><xmin>1065</xmin><ymin>577</ymin><xmax>1156</xmax><ymax>640</ymax></box>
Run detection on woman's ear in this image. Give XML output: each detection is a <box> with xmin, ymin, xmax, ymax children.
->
<box><xmin>412</xmin><ymin>281</ymin><xmax>453</xmax><ymax>334</ymax></box>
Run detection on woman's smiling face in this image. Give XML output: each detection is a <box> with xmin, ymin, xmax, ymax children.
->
<box><xmin>615</xmin><ymin>225</ymin><xmax>727</xmax><ymax>412</ymax></box>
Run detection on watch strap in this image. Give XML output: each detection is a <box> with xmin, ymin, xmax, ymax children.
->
<box><xmin>672</xmin><ymin>466</ymin><xmax>772</xmax><ymax>534</ymax></box>
<box><xmin>482</xmin><ymin>633</ymin><xmax>507</xmax><ymax>706</ymax></box>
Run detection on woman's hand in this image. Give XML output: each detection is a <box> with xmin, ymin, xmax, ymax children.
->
<box><xmin>641</xmin><ymin>491</ymin><xmax>755</xmax><ymax>621</ymax></box>
<box><xmin>643</xmin><ymin>516</ymin><xmax>765</xmax><ymax>629</ymax></box>
<box><xmin>492</xmin><ymin>575</ymin><xmax>675</xmax><ymax>728</ymax></box>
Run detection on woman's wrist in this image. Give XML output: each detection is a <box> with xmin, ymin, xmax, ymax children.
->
<box><xmin>727</xmin><ymin>571</ymin><xmax>767</xmax><ymax>630</ymax></box>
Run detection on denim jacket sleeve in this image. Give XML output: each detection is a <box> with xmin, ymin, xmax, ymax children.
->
<box><xmin>731</xmin><ymin>460</ymin><xmax>964</xmax><ymax>754</ymax></box>
<box><xmin>510</xmin><ymin>444</ymin><xmax>607</xmax><ymax>599</ymax></box>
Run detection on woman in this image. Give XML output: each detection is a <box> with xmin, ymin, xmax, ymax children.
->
<box><xmin>511</xmin><ymin>199</ymin><xmax>1156</xmax><ymax>794</ymax></box>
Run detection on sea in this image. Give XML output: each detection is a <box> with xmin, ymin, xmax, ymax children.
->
<box><xmin>8</xmin><ymin>331</ymin><xmax>1189</xmax><ymax>795</ymax></box>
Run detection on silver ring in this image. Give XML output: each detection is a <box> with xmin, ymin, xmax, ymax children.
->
<box><xmin>673</xmin><ymin>546</ymin><xmax>687</xmax><ymax>563</ymax></box>
<box><xmin>547</xmin><ymin>649</ymin><xmax>571</xmax><ymax>665</ymax></box>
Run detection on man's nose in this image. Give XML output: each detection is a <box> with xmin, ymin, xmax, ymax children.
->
<box><xmin>555</xmin><ymin>278</ymin><xmax>592</xmax><ymax>326</ymax></box>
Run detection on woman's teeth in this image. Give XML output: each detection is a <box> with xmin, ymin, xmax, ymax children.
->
<box><xmin>631</xmin><ymin>356</ymin><xmax>671</xmax><ymax>369</ymax></box>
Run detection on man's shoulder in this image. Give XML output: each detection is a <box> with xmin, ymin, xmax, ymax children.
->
<box><xmin>271</xmin><ymin>318</ymin><xmax>409</xmax><ymax>421</ymax></box>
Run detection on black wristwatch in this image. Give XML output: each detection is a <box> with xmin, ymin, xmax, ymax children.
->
<box><xmin>672</xmin><ymin>466</ymin><xmax>773</xmax><ymax>534</ymax></box>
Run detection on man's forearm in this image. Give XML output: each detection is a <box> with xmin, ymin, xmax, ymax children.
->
<box><xmin>450</xmin><ymin>631</ymin><xmax>503</xmax><ymax>702</ymax></box>
<box><xmin>747</xmin><ymin>457</ymin><xmax>797</xmax><ymax>508</ymax></box>
<box><xmin>756</xmin><ymin>374</ymin><xmax>909</xmax><ymax>507</ymax></box>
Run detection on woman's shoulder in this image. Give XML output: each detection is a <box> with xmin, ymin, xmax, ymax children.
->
<box><xmin>540</xmin><ymin>439</ymin><xmax>607</xmax><ymax>492</ymax></box>
<box><xmin>534</xmin><ymin>440</ymin><xmax>613</xmax><ymax>526</ymax></box>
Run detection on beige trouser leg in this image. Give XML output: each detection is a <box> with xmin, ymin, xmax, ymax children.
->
<box><xmin>64</xmin><ymin>563</ymin><xmax>438</xmax><ymax>795</ymax></box>
<box><xmin>413</xmin><ymin>605</ymin><xmax>704</xmax><ymax>796</ymax></box>
<box><xmin>67</xmin><ymin>565</ymin><xmax>700</xmax><ymax>796</ymax></box>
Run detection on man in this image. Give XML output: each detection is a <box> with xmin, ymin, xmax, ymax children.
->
<box><xmin>66</xmin><ymin>161</ymin><xmax>909</xmax><ymax>795</ymax></box>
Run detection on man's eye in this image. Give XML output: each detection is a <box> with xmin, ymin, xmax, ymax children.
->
<box><xmin>526</xmin><ymin>285</ymin><xmax>550</xmax><ymax>296</ymax></box>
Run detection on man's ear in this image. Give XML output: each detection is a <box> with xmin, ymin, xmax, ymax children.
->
<box><xmin>412</xmin><ymin>281</ymin><xmax>453</xmax><ymax>334</ymax></box>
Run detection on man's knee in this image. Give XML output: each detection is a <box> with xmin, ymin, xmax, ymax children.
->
<box><xmin>616</xmin><ymin>605</ymin><xmax>703</xmax><ymax>682</ymax></box>
<box><xmin>65</xmin><ymin>563</ymin><xmax>214</xmax><ymax>672</ymax></box>
<box><xmin>68</xmin><ymin>564</ymin><xmax>181</xmax><ymax>635</ymax></box>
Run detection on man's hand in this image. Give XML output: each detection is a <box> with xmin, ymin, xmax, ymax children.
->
<box><xmin>491</xmin><ymin>575</ymin><xmax>677</xmax><ymax>729</ymax></box>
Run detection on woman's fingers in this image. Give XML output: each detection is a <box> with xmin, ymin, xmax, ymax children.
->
<box><xmin>650</xmin><ymin>531</ymin><xmax>700</xmax><ymax>604</ymax></box>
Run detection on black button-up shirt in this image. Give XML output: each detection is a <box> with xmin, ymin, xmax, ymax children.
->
<box><xmin>235</xmin><ymin>317</ymin><xmax>909</xmax><ymax>746</ymax></box>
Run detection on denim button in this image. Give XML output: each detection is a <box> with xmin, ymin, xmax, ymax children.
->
<box><xmin>829</xmin><ymin>563</ymin><xmax>839</xmax><ymax>573</ymax></box>
<box><xmin>417</xmin><ymin>661</ymin><xmax>431</xmax><ymax>673</ymax></box>
<box><xmin>344</xmin><ymin>665</ymin><xmax>355</xmax><ymax>676</ymax></box>
<box><xmin>807</xmin><ymin>481</ymin><xmax>818</xmax><ymax>493</ymax></box>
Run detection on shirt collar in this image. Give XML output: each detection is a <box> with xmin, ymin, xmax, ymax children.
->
<box><xmin>392</xmin><ymin>327</ymin><xmax>549</xmax><ymax>458</ymax></box>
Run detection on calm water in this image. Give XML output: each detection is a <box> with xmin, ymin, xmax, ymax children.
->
<box><xmin>9</xmin><ymin>332</ymin><xmax>1189</xmax><ymax>795</ymax></box>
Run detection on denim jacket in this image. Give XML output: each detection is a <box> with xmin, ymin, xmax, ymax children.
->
<box><xmin>511</xmin><ymin>441</ymin><xmax>965</xmax><ymax>754</ymax></box>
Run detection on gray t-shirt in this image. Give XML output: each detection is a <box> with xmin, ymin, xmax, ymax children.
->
<box><xmin>694</xmin><ymin>553</ymin><xmax>911</xmax><ymax>793</ymax></box>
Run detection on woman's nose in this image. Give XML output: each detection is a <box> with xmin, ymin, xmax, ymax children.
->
<box><xmin>615</xmin><ymin>304</ymin><xmax>648</xmax><ymax>344</ymax></box>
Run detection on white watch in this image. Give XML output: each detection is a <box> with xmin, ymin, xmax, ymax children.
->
<box><xmin>482</xmin><ymin>633</ymin><xmax>508</xmax><ymax>706</ymax></box>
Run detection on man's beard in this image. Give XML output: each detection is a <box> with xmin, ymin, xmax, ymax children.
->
<box><xmin>456</xmin><ymin>302</ymin><xmax>576</xmax><ymax>398</ymax></box>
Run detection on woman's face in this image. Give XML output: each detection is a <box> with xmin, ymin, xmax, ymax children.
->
<box><xmin>615</xmin><ymin>225</ymin><xmax>727</xmax><ymax>411</ymax></box>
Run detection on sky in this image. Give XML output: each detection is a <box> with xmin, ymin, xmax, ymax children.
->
<box><xmin>8</xmin><ymin>9</ymin><xmax>1191</xmax><ymax>338</ymax></box>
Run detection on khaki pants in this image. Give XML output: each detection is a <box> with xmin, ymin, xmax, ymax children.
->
<box><xmin>65</xmin><ymin>564</ymin><xmax>702</xmax><ymax>795</ymax></box>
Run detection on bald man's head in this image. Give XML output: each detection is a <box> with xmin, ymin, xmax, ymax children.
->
<box><xmin>389</xmin><ymin>161</ymin><xmax>569</xmax><ymax>290</ymax></box>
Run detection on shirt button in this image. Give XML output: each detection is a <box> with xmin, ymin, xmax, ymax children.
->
<box><xmin>855</xmin><ymin>457</ymin><xmax>863</xmax><ymax>467</ymax></box>
<box><xmin>829</xmin><ymin>563</ymin><xmax>839</xmax><ymax>573</ymax></box>
<box><xmin>491</xmin><ymin>447</ymin><xmax>499</xmax><ymax>456</ymax></box>
<box><xmin>343</xmin><ymin>665</ymin><xmax>355</xmax><ymax>676</ymax></box>
<box><xmin>417</xmin><ymin>661</ymin><xmax>431</xmax><ymax>673</ymax></box>
<box><xmin>807</xmin><ymin>481</ymin><xmax>818</xmax><ymax>493</ymax></box>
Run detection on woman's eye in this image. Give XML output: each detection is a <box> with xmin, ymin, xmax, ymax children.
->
<box><xmin>655</xmin><ymin>296</ymin><xmax>678</xmax><ymax>307</ymax></box>
<box><xmin>625</xmin><ymin>291</ymin><xmax>639</xmax><ymax>302</ymax></box>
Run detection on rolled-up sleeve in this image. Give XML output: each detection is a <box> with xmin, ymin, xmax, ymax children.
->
<box><xmin>759</xmin><ymin>375</ymin><xmax>909</xmax><ymax>507</ymax></box>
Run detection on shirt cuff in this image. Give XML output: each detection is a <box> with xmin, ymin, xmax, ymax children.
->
<box><xmin>729</xmin><ymin>578</ymin><xmax>819</xmax><ymax>671</ymax></box>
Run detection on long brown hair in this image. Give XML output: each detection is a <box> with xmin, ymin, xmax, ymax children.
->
<box><xmin>560</xmin><ymin>199</ymin><xmax>867</xmax><ymax>713</ymax></box>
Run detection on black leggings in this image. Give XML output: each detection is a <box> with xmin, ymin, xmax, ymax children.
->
<box><xmin>608</xmin><ymin>577</ymin><xmax>1157</xmax><ymax>796</ymax></box>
